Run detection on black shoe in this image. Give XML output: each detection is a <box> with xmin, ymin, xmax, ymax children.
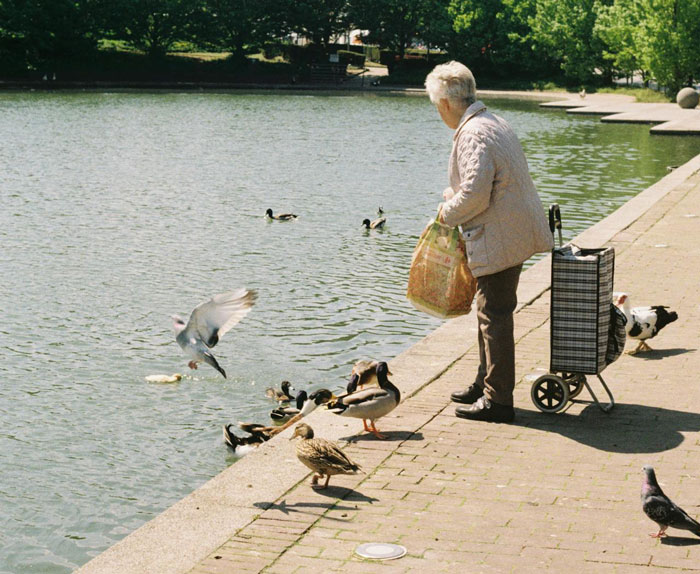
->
<box><xmin>451</xmin><ymin>383</ymin><xmax>484</xmax><ymax>405</ymax></box>
<box><xmin>455</xmin><ymin>397</ymin><xmax>515</xmax><ymax>423</ymax></box>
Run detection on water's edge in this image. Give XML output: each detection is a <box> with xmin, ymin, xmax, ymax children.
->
<box><xmin>75</xmin><ymin>152</ymin><xmax>700</xmax><ymax>574</ymax></box>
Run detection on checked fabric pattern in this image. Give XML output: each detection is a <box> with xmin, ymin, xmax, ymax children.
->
<box><xmin>550</xmin><ymin>244</ymin><xmax>615</xmax><ymax>374</ymax></box>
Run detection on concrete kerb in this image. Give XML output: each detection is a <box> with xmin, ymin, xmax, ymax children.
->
<box><xmin>75</xmin><ymin>152</ymin><xmax>700</xmax><ymax>574</ymax></box>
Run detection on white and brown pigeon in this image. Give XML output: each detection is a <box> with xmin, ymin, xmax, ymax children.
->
<box><xmin>641</xmin><ymin>465</ymin><xmax>700</xmax><ymax>538</ymax></box>
<box><xmin>614</xmin><ymin>293</ymin><xmax>678</xmax><ymax>354</ymax></box>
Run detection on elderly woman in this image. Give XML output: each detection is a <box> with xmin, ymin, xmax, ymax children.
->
<box><xmin>425</xmin><ymin>61</ymin><xmax>553</xmax><ymax>423</ymax></box>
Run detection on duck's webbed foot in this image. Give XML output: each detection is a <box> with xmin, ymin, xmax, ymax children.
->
<box><xmin>188</xmin><ymin>361</ymin><xmax>198</xmax><ymax>370</ymax></box>
<box><xmin>369</xmin><ymin>421</ymin><xmax>387</xmax><ymax>440</ymax></box>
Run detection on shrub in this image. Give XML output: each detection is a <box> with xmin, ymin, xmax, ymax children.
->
<box><xmin>337</xmin><ymin>50</ymin><xmax>365</xmax><ymax>68</ymax></box>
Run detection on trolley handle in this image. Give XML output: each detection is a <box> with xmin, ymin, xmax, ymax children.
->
<box><xmin>549</xmin><ymin>204</ymin><xmax>563</xmax><ymax>247</ymax></box>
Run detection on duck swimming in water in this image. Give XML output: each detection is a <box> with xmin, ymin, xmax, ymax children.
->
<box><xmin>265</xmin><ymin>381</ymin><xmax>294</xmax><ymax>403</ymax></box>
<box><xmin>223</xmin><ymin>388</ymin><xmax>336</xmax><ymax>455</ymax></box>
<box><xmin>270</xmin><ymin>390</ymin><xmax>307</xmax><ymax>421</ymax></box>
<box><xmin>265</xmin><ymin>209</ymin><xmax>297</xmax><ymax>221</ymax></box>
<box><xmin>362</xmin><ymin>217</ymin><xmax>386</xmax><ymax>230</ymax></box>
<box><xmin>222</xmin><ymin>423</ymin><xmax>270</xmax><ymax>457</ymax></box>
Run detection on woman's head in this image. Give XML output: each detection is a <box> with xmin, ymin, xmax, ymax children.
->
<box><xmin>424</xmin><ymin>61</ymin><xmax>477</xmax><ymax>108</ymax></box>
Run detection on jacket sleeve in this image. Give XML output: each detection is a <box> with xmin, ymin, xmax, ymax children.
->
<box><xmin>441</xmin><ymin>131</ymin><xmax>494</xmax><ymax>228</ymax></box>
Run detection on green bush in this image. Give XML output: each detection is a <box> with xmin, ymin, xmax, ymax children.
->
<box><xmin>262</xmin><ymin>42</ymin><xmax>284</xmax><ymax>60</ymax></box>
<box><xmin>337</xmin><ymin>50</ymin><xmax>365</xmax><ymax>68</ymax></box>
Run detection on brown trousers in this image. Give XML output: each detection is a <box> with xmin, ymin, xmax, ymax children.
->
<box><xmin>474</xmin><ymin>264</ymin><xmax>522</xmax><ymax>406</ymax></box>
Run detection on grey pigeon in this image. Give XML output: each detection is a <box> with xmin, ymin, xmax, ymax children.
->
<box><xmin>641</xmin><ymin>465</ymin><xmax>700</xmax><ymax>538</ymax></box>
<box><xmin>172</xmin><ymin>289</ymin><xmax>256</xmax><ymax>378</ymax></box>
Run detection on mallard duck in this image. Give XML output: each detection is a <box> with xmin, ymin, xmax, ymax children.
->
<box><xmin>270</xmin><ymin>390</ymin><xmax>307</xmax><ymax>421</ymax></box>
<box><xmin>223</xmin><ymin>388</ymin><xmax>336</xmax><ymax>455</ymax></box>
<box><xmin>614</xmin><ymin>293</ymin><xmax>678</xmax><ymax>354</ymax></box>
<box><xmin>222</xmin><ymin>423</ymin><xmax>269</xmax><ymax>457</ymax></box>
<box><xmin>346</xmin><ymin>360</ymin><xmax>393</xmax><ymax>393</ymax></box>
<box><xmin>265</xmin><ymin>381</ymin><xmax>294</xmax><ymax>403</ymax></box>
<box><xmin>144</xmin><ymin>373</ymin><xmax>183</xmax><ymax>383</ymax></box>
<box><xmin>290</xmin><ymin>423</ymin><xmax>362</xmax><ymax>489</ymax></box>
<box><xmin>265</xmin><ymin>209</ymin><xmax>297</xmax><ymax>221</ymax></box>
<box><xmin>327</xmin><ymin>362</ymin><xmax>399</xmax><ymax>439</ymax></box>
<box><xmin>266</xmin><ymin>388</ymin><xmax>336</xmax><ymax>435</ymax></box>
<box><xmin>362</xmin><ymin>217</ymin><xmax>386</xmax><ymax>230</ymax></box>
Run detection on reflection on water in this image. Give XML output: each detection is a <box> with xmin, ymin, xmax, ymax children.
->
<box><xmin>0</xmin><ymin>92</ymin><xmax>698</xmax><ymax>572</ymax></box>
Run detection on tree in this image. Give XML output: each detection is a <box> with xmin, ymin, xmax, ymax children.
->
<box><xmin>594</xmin><ymin>0</ymin><xmax>645</xmax><ymax>83</ymax></box>
<box><xmin>106</xmin><ymin>0</ymin><xmax>197</xmax><ymax>58</ymax></box>
<box><xmin>529</xmin><ymin>0</ymin><xmax>611</xmax><ymax>84</ymax></box>
<box><xmin>197</xmin><ymin>0</ymin><xmax>285</xmax><ymax>63</ymax></box>
<box><xmin>635</xmin><ymin>0</ymin><xmax>700</xmax><ymax>95</ymax></box>
<box><xmin>419</xmin><ymin>0</ymin><xmax>452</xmax><ymax>57</ymax></box>
<box><xmin>287</xmin><ymin>0</ymin><xmax>349</xmax><ymax>48</ymax></box>
<box><xmin>0</xmin><ymin>0</ymin><xmax>99</xmax><ymax>73</ymax></box>
<box><xmin>350</xmin><ymin>0</ymin><xmax>426</xmax><ymax>59</ymax></box>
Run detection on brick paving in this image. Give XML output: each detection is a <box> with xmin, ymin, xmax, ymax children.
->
<box><xmin>188</xmin><ymin>172</ymin><xmax>700</xmax><ymax>573</ymax></box>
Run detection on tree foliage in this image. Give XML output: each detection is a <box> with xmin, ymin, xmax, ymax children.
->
<box><xmin>529</xmin><ymin>0</ymin><xmax>611</xmax><ymax>84</ymax></box>
<box><xmin>287</xmin><ymin>0</ymin><xmax>348</xmax><ymax>48</ymax></box>
<box><xmin>350</xmin><ymin>0</ymin><xmax>430</xmax><ymax>58</ymax></box>
<box><xmin>197</xmin><ymin>0</ymin><xmax>284</xmax><ymax>62</ymax></box>
<box><xmin>0</xmin><ymin>0</ymin><xmax>698</xmax><ymax>94</ymax></box>
<box><xmin>105</xmin><ymin>0</ymin><xmax>198</xmax><ymax>58</ymax></box>
<box><xmin>0</xmin><ymin>0</ymin><xmax>98</xmax><ymax>70</ymax></box>
<box><xmin>634</xmin><ymin>0</ymin><xmax>700</xmax><ymax>94</ymax></box>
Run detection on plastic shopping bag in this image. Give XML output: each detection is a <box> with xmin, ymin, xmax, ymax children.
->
<box><xmin>406</xmin><ymin>215</ymin><xmax>477</xmax><ymax>319</ymax></box>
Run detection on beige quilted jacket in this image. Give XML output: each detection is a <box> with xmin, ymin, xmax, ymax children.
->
<box><xmin>441</xmin><ymin>100</ymin><xmax>554</xmax><ymax>277</ymax></box>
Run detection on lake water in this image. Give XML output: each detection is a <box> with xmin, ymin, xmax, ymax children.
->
<box><xmin>1</xmin><ymin>91</ymin><xmax>699</xmax><ymax>573</ymax></box>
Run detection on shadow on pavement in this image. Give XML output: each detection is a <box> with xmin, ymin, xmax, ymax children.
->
<box><xmin>660</xmin><ymin>536</ymin><xmax>700</xmax><ymax>546</ymax></box>
<box><xmin>342</xmin><ymin>430</ymin><xmax>424</xmax><ymax>443</ymax></box>
<box><xmin>515</xmin><ymin>403</ymin><xmax>700</xmax><ymax>453</ymax></box>
<box><xmin>627</xmin><ymin>348</ymin><xmax>695</xmax><ymax>360</ymax></box>
<box><xmin>253</xmin><ymin>488</ymin><xmax>378</xmax><ymax>517</ymax></box>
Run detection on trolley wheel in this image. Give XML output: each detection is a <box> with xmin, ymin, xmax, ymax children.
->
<box><xmin>531</xmin><ymin>374</ymin><xmax>570</xmax><ymax>413</ymax></box>
<box><xmin>561</xmin><ymin>372</ymin><xmax>586</xmax><ymax>399</ymax></box>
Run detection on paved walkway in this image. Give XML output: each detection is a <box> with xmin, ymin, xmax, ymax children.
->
<box><xmin>185</xmin><ymin>174</ymin><xmax>700</xmax><ymax>572</ymax></box>
<box><xmin>541</xmin><ymin>94</ymin><xmax>700</xmax><ymax>134</ymax></box>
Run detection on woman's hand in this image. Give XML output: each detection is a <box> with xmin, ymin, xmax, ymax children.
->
<box><xmin>443</xmin><ymin>186</ymin><xmax>455</xmax><ymax>201</ymax></box>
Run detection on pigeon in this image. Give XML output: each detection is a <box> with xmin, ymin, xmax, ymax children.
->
<box><xmin>641</xmin><ymin>465</ymin><xmax>700</xmax><ymax>538</ymax></box>
<box><xmin>172</xmin><ymin>289</ymin><xmax>256</xmax><ymax>378</ymax></box>
<box><xmin>614</xmin><ymin>293</ymin><xmax>678</xmax><ymax>354</ymax></box>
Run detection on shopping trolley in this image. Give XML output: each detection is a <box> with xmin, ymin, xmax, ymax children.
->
<box><xmin>530</xmin><ymin>204</ymin><xmax>627</xmax><ymax>414</ymax></box>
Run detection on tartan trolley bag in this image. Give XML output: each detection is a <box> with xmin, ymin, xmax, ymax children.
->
<box><xmin>530</xmin><ymin>204</ymin><xmax>626</xmax><ymax>414</ymax></box>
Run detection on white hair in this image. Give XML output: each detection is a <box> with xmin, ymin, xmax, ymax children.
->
<box><xmin>424</xmin><ymin>61</ymin><xmax>477</xmax><ymax>106</ymax></box>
